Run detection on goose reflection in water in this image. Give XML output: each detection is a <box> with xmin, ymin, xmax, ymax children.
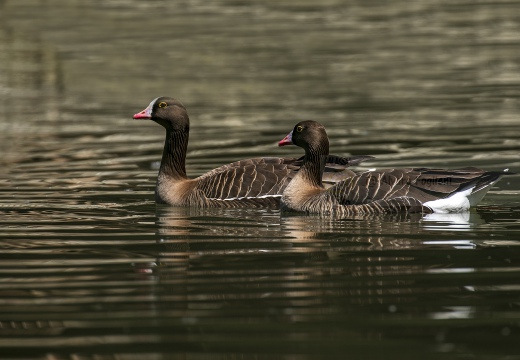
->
<box><xmin>140</xmin><ymin>207</ymin><xmax>493</xmax><ymax>313</ymax></box>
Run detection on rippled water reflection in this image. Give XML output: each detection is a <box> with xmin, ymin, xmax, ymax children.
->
<box><xmin>1</xmin><ymin>0</ymin><xmax>520</xmax><ymax>359</ymax></box>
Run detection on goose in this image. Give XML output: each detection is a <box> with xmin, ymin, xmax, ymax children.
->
<box><xmin>133</xmin><ymin>97</ymin><xmax>373</xmax><ymax>208</ymax></box>
<box><xmin>278</xmin><ymin>120</ymin><xmax>512</xmax><ymax>216</ymax></box>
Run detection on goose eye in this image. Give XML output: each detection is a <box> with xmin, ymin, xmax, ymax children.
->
<box><xmin>158</xmin><ymin>101</ymin><xmax>168</xmax><ymax>108</ymax></box>
<box><xmin>296</xmin><ymin>125</ymin><xmax>304</xmax><ymax>133</ymax></box>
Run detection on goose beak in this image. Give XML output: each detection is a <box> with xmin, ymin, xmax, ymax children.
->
<box><xmin>133</xmin><ymin>106</ymin><xmax>152</xmax><ymax>119</ymax></box>
<box><xmin>278</xmin><ymin>131</ymin><xmax>293</xmax><ymax>146</ymax></box>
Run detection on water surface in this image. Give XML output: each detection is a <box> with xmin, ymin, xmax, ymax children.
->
<box><xmin>1</xmin><ymin>1</ymin><xmax>520</xmax><ymax>359</ymax></box>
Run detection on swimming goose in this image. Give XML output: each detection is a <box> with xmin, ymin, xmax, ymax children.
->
<box><xmin>133</xmin><ymin>97</ymin><xmax>373</xmax><ymax>208</ymax></box>
<box><xmin>278</xmin><ymin>120</ymin><xmax>512</xmax><ymax>215</ymax></box>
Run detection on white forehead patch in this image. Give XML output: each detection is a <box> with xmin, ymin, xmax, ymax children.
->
<box><xmin>148</xmin><ymin>97</ymin><xmax>160</xmax><ymax>110</ymax></box>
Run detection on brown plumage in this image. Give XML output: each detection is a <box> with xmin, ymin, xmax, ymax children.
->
<box><xmin>133</xmin><ymin>97</ymin><xmax>373</xmax><ymax>208</ymax></box>
<box><xmin>278</xmin><ymin>120</ymin><xmax>512</xmax><ymax>216</ymax></box>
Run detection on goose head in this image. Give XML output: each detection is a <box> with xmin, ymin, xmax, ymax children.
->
<box><xmin>278</xmin><ymin>120</ymin><xmax>329</xmax><ymax>156</ymax></box>
<box><xmin>133</xmin><ymin>96</ymin><xmax>189</xmax><ymax>132</ymax></box>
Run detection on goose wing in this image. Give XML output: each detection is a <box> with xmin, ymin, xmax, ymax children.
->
<box><xmin>196</xmin><ymin>155</ymin><xmax>374</xmax><ymax>201</ymax></box>
<box><xmin>328</xmin><ymin>167</ymin><xmax>501</xmax><ymax>205</ymax></box>
<box><xmin>195</xmin><ymin>157</ymin><xmax>296</xmax><ymax>200</ymax></box>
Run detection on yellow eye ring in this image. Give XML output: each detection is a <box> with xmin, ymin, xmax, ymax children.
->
<box><xmin>296</xmin><ymin>125</ymin><xmax>304</xmax><ymax>133</ymax></box>
<box><xmin>158</xmin><ymin>101</ymin><xmax>168</xmax><ymax>108</ymax></box>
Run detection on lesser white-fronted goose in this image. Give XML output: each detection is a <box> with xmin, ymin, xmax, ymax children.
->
<box><xmin>133</xmin><ymin>97</ymin><xmax>373</xmax><ymax>208</ymax></box>
<box><xmin>278</xmin><ymin>120</ymin><xmax>512</xmax><ymax>216</ymax></box>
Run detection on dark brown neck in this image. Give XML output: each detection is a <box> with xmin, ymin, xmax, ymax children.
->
<box><xmin>300</xmin><ymin>147</ymin><xmax>328</xmax><ymax>188</ymax></box>
<box><xmin>159</xmin><ymin>128</ymin><xmax>189</xmax><ymax>180</ymax></box>
<box><xmin>299</xmin><ymin>139</ymin><xmax>329</xmax><ymax>187</ymax></box>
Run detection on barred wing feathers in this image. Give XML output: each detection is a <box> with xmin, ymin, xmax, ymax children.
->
<box><xmin>328</xmin><ymin>167</ymin><xmax>506</xmax><ymax>206</ymax></box>
<box><xmin>196</xmin><ymin>155</ymin><xmax>373</xmax><ymax>201</ymax></box>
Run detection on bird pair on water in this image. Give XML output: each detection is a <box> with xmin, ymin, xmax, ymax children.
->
<box><xmin>133</xmin><ymin>96</ymin><xmax>512</xmax><ymax>216</ymax></box>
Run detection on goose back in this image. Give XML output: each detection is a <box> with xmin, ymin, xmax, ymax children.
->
<box><xmin>328</xmin><ymin>167</ymin><xmax>507</xmax><ymax>205</ymax></box>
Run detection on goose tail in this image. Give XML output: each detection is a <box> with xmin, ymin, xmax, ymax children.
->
<box><xmin>424</xmin><ymin>169</ymin><xmax>513</xmax><ymax>213</ymax></box>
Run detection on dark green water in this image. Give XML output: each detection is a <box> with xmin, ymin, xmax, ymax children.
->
<box><xmin>1</xmin><ymin>1</ymin><xmax>520</xmax><ymax>359</ymax></box>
